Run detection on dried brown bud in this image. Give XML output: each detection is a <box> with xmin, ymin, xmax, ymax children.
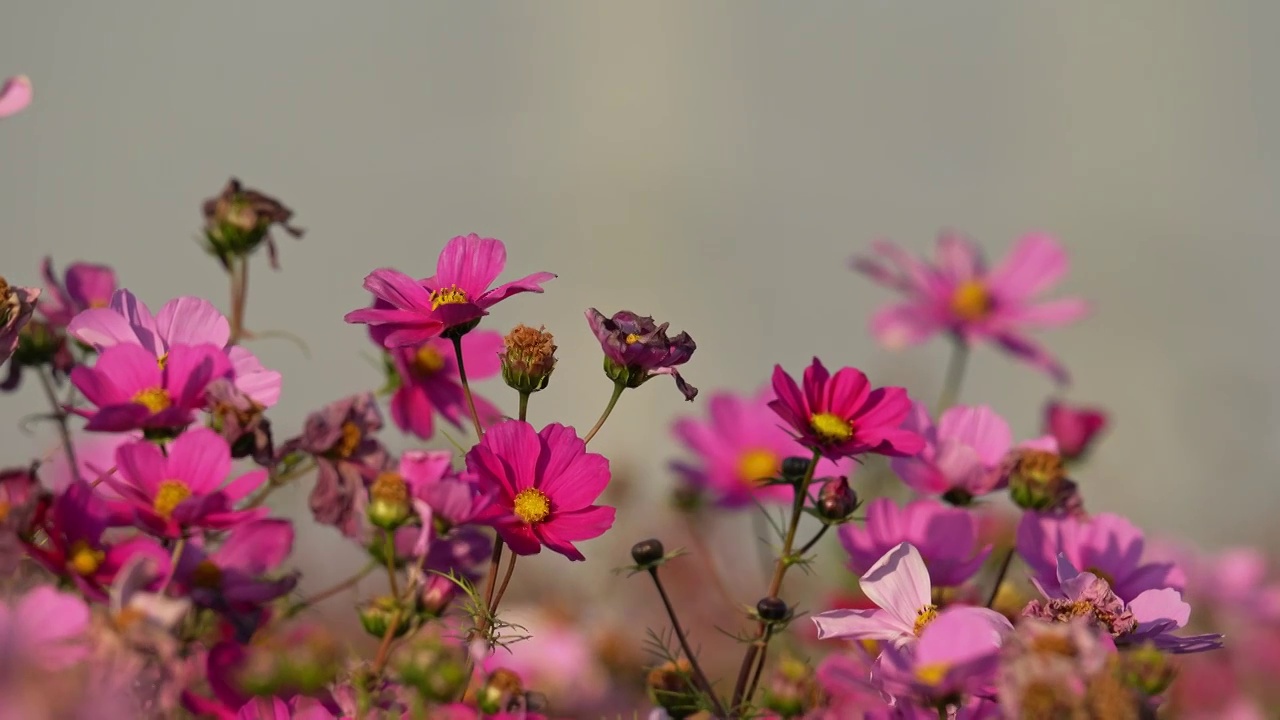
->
<box><xmin>647</xmin><ymin>659</ymin><xmax>700</xmax><ymax>719</ymax></box>
<box><xmin>477</xmin><ymin>668</ymin><xmax>525</xmax><ymax>713</ymax></box>
<box><xmin>1007</xmin><ymin>449</ymin><xmax>1078</xmax><ymax>513</ymax></box>
<box><xmin>500</xmin><ymin>324</ymin><xmax>557</xmax><ymax>394</ymax></box>
<box><xmin>201</xmin><ymin>178</ymin><xmax>304</xmax><ymax>269</ymax></box>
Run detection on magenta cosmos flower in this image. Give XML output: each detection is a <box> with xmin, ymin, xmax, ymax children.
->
<box><xmin>812</xmin><ymin>543</ymin><xmax>1010</xmax><ymax>648</ymax></box>
<box><xmin>173</xmin><ymin>519</ymin><xmax>297</xmax><ymax>609</ymax></box>
<box><xmin>840</xmin><ymin>498</ymin><xmax>991</xmax><ymax>587</ymax></box>
<box><xmin>1017</xmin><ymin>511</ymin><xmax>1184</xmax><ymax>603</ymax></box>
<box><xmin>853</xmin><ymin>231</ymin><xmax>1087</xmax><ymax>384</ymax></box>
<box><xmin>69</xmin><ymin>289</ymin><xmax>281</xmax><ymax>408</ymax></box>
<box><xmin>1042</xmin><ymin>399</ymin><xmax>1109</xmax><ymax>461</ymax></box>
<box><xmin>467</xmin><ymin>420</ymin><xmax>615</xmax><ymax>561</ymax></box>
<box><xmin>345</xmin><ymin>234</ymin><xmax>556</xmax><ymax>346</ymax></box>
<box><xmin>378</xmin><ymin>323</ymin><xmax>506</xmax><ymax>440</ymax></box>
<box><xmin>39</xmin><ymin>257</ymin><xmax>116</xmax><ymax>329</ymax></box>
<box><xmin>670</xmin><ymin>385</ymin><xmax>852</xmax><ymax>507</ymax></box>
<box><xmin>71</xmin><ymin>343</ymin><xmax>232</xmax><ymax>432</ymax></box>
<box><xmin>0</xmin><ymin>75</ymin><xmax>32</xmax><ymax>118</ymax></box>
<box><xmin>769</xmin><ymin>358</ymin><xmax>923</xmax><ymax>461</ymax></box>
<box><xmin>893</xmin><ymin>402</ymin><xmax>1056</xmax><ymax>504</ymax></box>
<box><xmin>102</xmin><ymin>428</ymin><xmax>267</xmax><ymax>537</ymax></box>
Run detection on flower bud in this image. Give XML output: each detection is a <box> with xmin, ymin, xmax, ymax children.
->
<box><xmin>500</xmin><ymin>324</ymin><xmax>557</xmax><ymax>394</ymax></box>
<box><xmin>13</xmin><ymin>319</ymin><xmax>63</xmax><ymax>367</ymax></box>
<box><xmin>1044</xmin><ymin>400</ymin><xmax>1109</xmax><ymax>462</ymax></box>
<box><xmin>670</xmin><ymin>484</ymin><xmax>704</xmax><ymax>515</ymax></box>
<box><xmin>237</xmin><ymin>624</ymin><xmax>343</xmax><ymax>697</ymax></box>
<box><xmin>756</xmin><ymin>596</ymin><xmax>789</xmax><ymax>623</ymax></box>
<box><xmin>367</xmin><ymin>471</ymin><xmax>411</xmax><ymax>530</ymax></box>
<box><xmin>418</xmin><ymin>573</ymin><xmax>457</xmax><ymax>618</ymax></box>
<box><xmin>647</xmin><ymin>659</ymin><xmax>700</xmax><ymax>719</ymax></box>
<box><xmin>760</xmin><ymin>655</ymin><xmax>821</xmax><ymax>718</ymax></box>
<box><xmin>630</xmin><ymin>538</ymin><xmax>665</xmax><ymax>567</ymax></box>
<box><xmin>476</xmin><ymin>668</ymin><xmax>524</xmax><ymax>714</ymax></box>
<box><xmin>358</xmin><ymin>596</ymin><xmax>409</xmax><ymax>639</ymax></box>
<box><xmin>1006</xmin><ymin>449</ymin><xmax>1077</xmax><ymax>513</ymax></box>
<box><xmin>1116</xmin><ymin>644</ymin><xmax>1177</xmax><ymax>697</ymax></box>
<box><xmin>392</xmin><ymin>634</ymin><xmax>469</xmax><ymax>702</ymax></box>
<box><xmin>816</xmin><ymin>476</ymin><xmax>857</xmax><ymax>522</ymax></box>
<box><xmin>201</xmin><ymin>178</ymin><xmax>304</xmax><ymax>269</ymax></box>
<box><xmin>780</xmin><ymin>456</ymin><xmax>812</xmax><ymax>481</ymax></box>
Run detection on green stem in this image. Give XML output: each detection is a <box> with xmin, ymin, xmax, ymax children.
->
<box><xmin>229</xmin><ymin>256</ymin><xmax>249</xmax><ymax>346</ymax></box>
<box><xmin>518</xmin><ymin>391</ymin><xmax>530</xmax><ymax>422</ymax></box>
<box><xmin>450</xmin><ymin>335</ymin><xmax>485</xmax><ymax>439</ymax></box>
<box><xmin>795</xmin><ymin>524</ymin><xmax>831</xmax><ymax>557</ymax></box>
<box><xmin>935</xmin><ymin>335</ymin><xmax>970</xmax><ymax>412</ymax></box>
<box><xmin>582</xmin><ymin>381</ymin><xmax>625</xmax><ymax>445</ymax></box>
<box><xmin>985</xmin><ymin>548</ymin><xmax>1015</xmax><ymax>609</ymax></box>
<box><xmin>36</xmin><ymin>366</ymin><xmax>79</xmax><ymax>483</ymax></box>
<box><xmin>286</xmin><ymin>561</ymin><xmax>378</xmax><ymax>616</ymax></box>
<box><xmin>382</xmin><ymin>532</ymin><xmax>400</xmax><ymax>599</ymax></box>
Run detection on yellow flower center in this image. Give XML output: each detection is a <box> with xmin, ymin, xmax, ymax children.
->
<box><xmin>370</xmin><ymin>471</ymin><xmax>409</xmax><ymax>504</ymax></box>
<box><xmin>334</xmin><ymin>421</ymin><xmax>362</xmax><ymax>459</ymax></box>
<box><xmin>950</xmin><ymin>280</ymin><xmax>992</xmax><ymax>321</ymax></box>
<box><xmin>0</xmin><ymin>500</ymin><xmax>9</xmax><ymax>524</ymax></box>
<box><xmin>157</xmin><ymin>352</ymin><xmax>169</xmax><ymax>370</ymax></box>
<box><xmin>809</xmin><ymin>412</ymin><xmax>853</xmax><ymax>444</ymax></box>
<box><xmin>68</xmin><ymin>540</ymin><xmax>105</xmax><ymax>576</ymax></box>
<box><xmin>132</xmin><ymin>387</ymin><xmax>172</xmax><ymax>413</ymax></box>
<box><xmin>858</xmin><ymin>639</ymin><xmax>880</xmax><ymax>656</ymax></box>
<box><xmin>512</xmin><ymin>488</ymin><xmax>551</xmax><ymax>524</ymax></box>
<box><xmin>88</xmin><ymin>298</ymin><xmax>110</xmax><ymax>309</ymax></box>
<box><xmin>624</xmin><ymin>333</ymin><xmax>641</xmax><ymax>345</ymax></box>
<box><xmin>429</xmin><ymin>285</ymin><xmax>469</xmax><ymax>310</ymax></box>
<box><xmin>412</xmin><ymin>345</ymin><xmax>446</xmax><ymax>375</ymax></box>
<box><xmin>192</xmin><ymin>559</ymin><xmax>223</xmax><ymax>589</ymax></box>
<box><xmin>737</xmin><ymin>448</ymin><xmax>779</xmax><ymax>486</ymax></box>
<box><xmin>914</xmin><ymin>662</ymin><xmax>950</xmax><ymax>686</ymax></box>
<box><xmin>153</xmin><ymin>479</ymin><xmax>192</xmax><ymax>518</ymax></box>
<box><xmin>913</xmin><ymin>604</ymin><xmax>939</xmax><ymax>636</ymax></box>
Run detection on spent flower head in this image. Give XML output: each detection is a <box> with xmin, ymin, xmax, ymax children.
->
<box><xmin>501</xmin><ymin>324</ymin><xmax>557</xmax><ymax>394</ymax></box>
<box><xmin>586</xmin><ymin>309</ymin><xmax>697</xmax><ymax>400</ymax></box>
<box><xmin>202</xmin><ymin>177</ymin><xmax>305</xmax><ymax>269</ymax></box>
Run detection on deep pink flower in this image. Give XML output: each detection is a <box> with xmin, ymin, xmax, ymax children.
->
<box><xmin>874</xmin><ymin>604</ymin><xmax>1012</xmax><ymax>708</ymax></box>
<box><xmin>102</xmin><ymin>428</ymin><xmax>267</xmax><ymax>537</ymax></box>
<box><xmin>1017</xmin><ymin>511</ymin><xmax>1185</xmax><ymax>603</ymax></box>
<box><xmin>839</xmin><ymin>498</ymin><xmax>991</xmax><ymax>587</ymax></box>
<box><xmin>468</xmin><ymin>421</ymin><xmax>615</xmax><ymax>561</ymax></box>
<box><xmin>768</xmin><ymin>358</ymin><xmax>923</xmax><ymax>460</ymax></box>
<box><xmin>0</xmin><ymin>75</ymin><xmax>31</xmax><ymax>118</ymax></box>
<box><xmin>380</xmin><ymin>327</ymin><xmax>506</xmax><ymax>440</ymax></box>
<box><xmin>38</xmin><ymin>257</ymin><xmax>117</xmax><ymax>328</ymax></box>
<box><xmin>1043</xmin><ymin>399</ymin><xmax>1109</xmax><ymax>461</ymax></box>
<box><xmin>174</xmin><ymin>519</ymin><xmax>298</xmax><ymax>610</ymax></box>
<box><xmin>345</xmin><ymin>234</ymin><xmax>556</xmax><ymax>346</ymax></box>
<box><xmin>71</xmin><ymin>342</ymin><xmax>232</xmax><ymax>432</ymax></box>
<box><xmin>585</xmin><ymin>309</ymin><xmax>698</xmax><ymax>401</ymax></box>
<box><xmin>0</xmin><ymin>585</ymin><xmax>90</xmax><ymax>671</ymax></box>
<box><xmin>0</xmin><ymin>279</ymin><xmax>39</xmax><ymax>367</ymax></box>
<box><xmin>400</xmin><ymin>450</ymin><xmax>498</xmax><ymax>529</ymax></box>
<box><xmin>813</xmin><ymin>543</ymin><xmax>1009</xmax><ymax>648</ymax></box>
<box><xmin>236</xmin><ymin>697</ymin><xmax>337</xmax><ymax>720</ymax></box>
<box><xmin>893</xmin><ymin>401</ymin><xmax>1056</xmax><ymax>503</ymax></box>
<box><xmin>42</xmin><ymin>431</ymin><xmax>140</xmax><ymax>495</ymax></box>
<box><xmin>69</xmin><ymin>289</ymin><xmax>282</xmax><ymax>408</ymax></box>
<box><xmin>853</xmin><ymin>231</ymin><xmax>1087</xmax><ymax>384</ymax></box>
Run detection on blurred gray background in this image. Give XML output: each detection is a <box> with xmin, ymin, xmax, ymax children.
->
<box><xmin>3</xmin><ymin>1</ymin><xmax>1279</xmax><ymax>609</ymax></box>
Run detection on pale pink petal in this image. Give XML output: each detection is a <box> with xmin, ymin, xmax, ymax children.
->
<box><xmin>870</xmin><ymin>303</ymin><xmax>941</xmax><ymax>350</ymax></box>
<box><xmin>458</xmin><ymin>329</ymin><xmax>505</xmax><ymax>378</ymax></box>
<box><xmin>68</xmin><ymin>308</ymin><xmax>145</xmax><ymax>350</ymax></box>
<box><xmin>228</xmin><ymin>346</ymin><xmax>282</xmax><ymax>407</ymax></box>
<box><xmin>1128</xmin><ymin>588</ymin><xmax>1190</xmax><ymax>629</ymax></box>
<box><xmin>934</xmin><ymin>231</ymin><xmax>985</xmax><ymax>282</ymax></box>
<box><xmin>812</xmin><ymin>608</ymin><xmax>910</xmax><ymax>643</ymax></box>
<box><xmin>435</xmin><ymin>234</ymin><xmax>507</xmax><ymax>298</ymax></box>
<box><xmin>937</xmin><ymin>405</ymin><xmax>1012</xmax><ymax>466</ymax></box>
<box><xmin>107</xmin><ymin>289</ymin><xmax>162</xmax><ymax>356</ymax></box>
<box><xmin>155</xmin><ymin>297</ymin><xmax>230</xmax><ymax>349</ymax></box>
<box><xmin>399</xmin><ymin>450</ymin><xmax>454</xmax><ymax>488</ymax></box>
<box><xmin>1003</xmin><ymin>297</ymin><xmax>1089</xmax><ymax>328</ymax></box>
<box><xmin>860</xmin><ymin>542</ymin><xmax>932</xmax><ymax>630</ymax></box>
<box><xmin>985</xmin><ymin>232</ymin><xmax>1069</xmax><ymax>301</ymax></box>
<box><xmin>0</xmin><ymin>76</ymin><xmax>32</xmax><ymax>118</ymax></box>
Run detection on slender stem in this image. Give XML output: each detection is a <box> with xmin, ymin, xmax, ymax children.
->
<box><xmin>582</xmin><ymin>381</ymin><xmax>625</xmax><ymax>445</ymax></box>
<box><xmin>731</xmin><ymin>448</ymin><xmax>821</xmax><ymax>713</ymax></box>
<box><xmin>382</xmin><ymin>532</ymin><xmax>400</xmax><ymax>599</ymax></box>
<box><xmin>244</xmin><ymin>458</ymin><xmax>317</xmax><ymax>509</ymax></box>
<box><xmin>646</xmin><ymin>567</ymin><xmax>729</xmax><ymax>719</ymax></box>
<box><xmin>228</xmin><ymin>257</ymin><xmax>249</xmax><ymax>346</ymax></box>
<box><xmin>450</xmin><ymin>335</ymin><xmax>485</xmax><ymax>439</ymax></box>
<box><xmin>476</xmin><ymin>537</ymin><xmax>505</xmax><ymax>637</ymax></box>
<box><xmin>795</xmin><ymin>524</ymin><xmax>831</xmax><ymax>557</ymax></box>
<box><xmin>935</xmin><ymin>335</ymin><xmax>970</xmax><ymax>412</ymax></box>
<box><xmin>36</xmin><ymin>367</ymin><xmax>79</xmax><ymax>482</ymax></box>
<box><xmin>488</xmin><ymin>553</ymin><xmax>518</xmax><ymax>617</ymax></box>
<box><xmin>985</xmin><ymin>548</ymin><xmax>1016</xmax><ymax>609</ymax></box>
<box><xmin>683</xmin><ymin>515</ymin><xmax>738</xmax><ymax>610</ymax></box>
<box><xmin>371</xmin><ymin>609</ymin><xmax>402</xmax><ymax>675</ymax></box>
<box><xmin>743</xmin><ymin>626</ymin><xmax>774</xmax><ymax>710</ymax></box>
<box><xmin>159</xmin><ymin>536</ymin><xmax>187</xmax><ymax>594</ymax></box>
<box><xmin>517</xmin><ymin>391</ymin><xmax>530</xmax><ymax>422</ymax></box>
<box><xmin>287</xmin><ymin>561</ymin><xmax>378</xmax><ymax>616</ymax></box>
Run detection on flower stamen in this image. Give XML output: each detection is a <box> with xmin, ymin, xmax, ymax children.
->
<box><xmin>950</xmin><ymin>280</ymin><xmax>992</xmax><ymax>321</ymax></box>
<box><xmin>133</xmin><ymin>387</ymin><xmax>172</xmax><ymax>413</ymax></box>
<box><xmin>412</xmin><ymin>345</ymin><xmax>445</xmax><ymax>375</ymax></box>
<box><xmin>429</xmin><ymin>285</ymin><xmax>469</xmax><ymax>310</ymax></box>
<box><xmin>153</xmin><ymin>479</ymin><xmax>192</xmax><ymax>518</ymax></box>
<box><xmin>513</xmin><ymin>488</ymin><xmax>551</xmax><ymax>524</ymax></box>
<box><xmin>913</xmin><ymin>604</ymin><xmax>939</xmax><ymax>636</ymax></box>
<box><xmin>737</xmin><ymin>448</ymin><xmax>779</xmax><ymax>486</ymax></box>
<box><xmin>810</xmin><ymin>412</ymin><xmax>853</xmax><ymax>444</ymax></box>
<box><xmin>68</xmin><ymin>540</ymin><xmax>105</xmax><ymax>576</ymax></box>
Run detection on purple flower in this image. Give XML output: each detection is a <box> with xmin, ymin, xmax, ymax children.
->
<box><xmin>174</xmin><ymin>518</ymin><xmax>298</xmax><ymax>614</ymax></box>
<box><xmin>839</xmin><ymin>498</ymin><xmax>992</xmax><ymax>587</ymax></box>
<box><xmin>70</xmin><ymin>343</ymin><xmax>233</xmax><ymax>432</ymax></box>
<box><xmin>873</xmin><ymin>603</ymin><xmax>1013</xmax><ymax>707</ymax></box>
<box><xmin>0</xmin><ymin>278</ymin><xmax>39</xmax><ymax>368</ymax></box>
<box><xmin>236</xmin><ymin>696</ymin><xmax>336</xmax><ymax>720</ymax></box>
<box><xmin>400</xmin><ymin>450</ymin><xmax>498</xmax><ymax>529</ymax></box>
<box><xmin>206</xmin><ymin>378</ymin><xmax>274</xmax><ymax>466</ymax></box>
<box><xmin>586</xmin><ymin>309</ymin><xmax>698</xmax><ymax>401</ymax></box>
<box><xmin>38</xmin><ymin>257</ymin><xmax>117</xmax><ymax>329</ymax></box>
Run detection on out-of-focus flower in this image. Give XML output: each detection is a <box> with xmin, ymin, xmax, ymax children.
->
<box><xmin>996</xmin><ymin>618</ymin><xmax>1114</xmax><ymax>718</ymax></box>
<box><xmin>38</xmin><ymin>257</ymin><xmax>116</xmax><ymax>329</ymax></box>
<box><xmin>1042</xmin><ymin>399</ymin><xmax>1109</xmax><ymax>462</ymax></box>
<box><xmin>400</xmin><ymin>450</ymin><xmax>497</xmax><ymax>530</ymax></box>
<box><xmin>1</xmin><ymin>316</ymin><xmax>75</xmax><ymax>392</ymax></box>
<box><xmin>236</xmin><ymin>696</ymin><xmax>337</xmax><ymax>720</ymax></box>
<box><xmin>1017</xmin><ymin>511</ymin><xmax>1184</xmax><ymax>603</ymax></box>
<box><xmin>70</xmin><ymin>343</ymin><xmax>232</xmax><ymax>433</ymax></box>
<box><xmin>206</xmin><ymin>378</ymin><xmax>274</xmax><ymax>465</ymax></box>
<box><xmin>346</xmin><ymin>233</ymin><xmax>555</xmax><ymax>345</ymax></box>
<box><xmin>585</xmin><ymin>309</ymin><xmax>697</xmax><ymax>401</ymax></box>
<box><xmin>482</xmin><ymin>606</ymin><xmax>611</xmax><ymax>710</ymax></box>
<box><xmin>0</xmin><ymin>585</ymin><xmax>91</xmax><ymax>672</ymax></box>
<box><xmin>101</xmin><ymin>428</ymin><xmax>267</xmax><ymax>537</ymax></box>
<box><xmin>500</xmin><ymin>324</ymin><xmax>557</xmax><ymax>394</ymax></box>
<box><xmin>0</xmin><ymin>75</ymin><xmax>32</xmax><ymax>117</ymax></box>
<box><xmin>813</xmin><ymin>543</ymin><xmax>1010</xmax><ymax>648</ymax></box>
<box><xmin>202</xmin><ymin>178</ymin><xmax>305</xmax><ymax>270</ymax></box>
<box><xmin>1004</xmin><ymin>448</ymin><xmax>1083</xmax><ymax>515</ymax></box>
<box><xmin>376</xmin><ymin>325</ymin><xmax>505</xmax><ymax>440</ymax></box>
<box><xmin>769</xmin><ymin>357</ymin><xmax>923</xmax><ymax>461</ymax></box>
<box><xmin>893</xmin><ymin>402</ymin><xmax>1056</xmax><ymax>504</ymax></box>
<box><xmin>0</xmin><ymin>277</ymin><xmax>39</xmax><ymax>367</ymax></box>
<box><xmin>670</xmin><ymin>386</ymin><xmax>852</xmax><ymax>507</ymax></box>
<box><xmin>0</xmin><ymin>465</ymin><xmax>42</xmax><ymax>571</ymax></box>
<box><xmin>853</xmin><ymin>231</ymin><xmax>1087</xmax><ymax>383</ymax></box>
<box><xmin>469</xmin><ymin>420</ymin><xmax>614</xmax><ymax>561</ymax></box>
<box><xmin>840</xmin><ymin>498</ymin><xmax>991</xmax><ymax>587</ymax></box>
<box><xmin>42</xmin><ymin>431</ymin><xmax>139</xmax><ymax>494</ymax></box>
<box><xmin>173</xmin><ymin>518</ymin><xmax>298</xmax><ymax>611</ymax></box>
<box><xmin>873</xmin><ymin>602</ymin><xmax>1014</xmax><ymax>708</ymax></box>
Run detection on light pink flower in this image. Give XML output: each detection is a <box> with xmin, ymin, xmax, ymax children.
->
<box><xmin>39</xmin><ymin>257</ymin><xmax>117</xmax><ymax>328</ymax></box>
<box><xmin>70</xmin><ymin>343</ymin><xmax>232</xmax><ymax>432</ymax></box>
<box><xmin>840</xmin><ymin>498</ymin><xmax>992</xmax><ymax>587</ymax></box>
<box><xmin>873</xmin><ymin>605</ymin><xmax>1012</xmax><ymax>707</ymax></box>
<box><xmin>0</xmin><ymin>76</ymin><xmax>32</xmax><ymax>118</ymax></box>
<box><xmin>853</xmin><ymin>231</ymin><xmax>1087</xmax><ymax>384</ymax></box>
<box><xmin>0</xmin><ymin>585</ymin><xmax>90</xmax><ymax>671</ymax></box>
<box><xmin>1043</xmin><ymin>399</ymin><xmax>1109</xmax><ymax>461</ymax></box>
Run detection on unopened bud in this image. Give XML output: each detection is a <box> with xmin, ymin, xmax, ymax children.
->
<box><xmin>761</xmin><ymin>655</ymin><xmax>821</xmax><ymax>718</ymax></box>
<box><xmin>357</xmin><ymin>596</ymin><xmax>408</xmax><ymax>639</ymax></box>
<box><xmin>477</xmin><ymin>668</ymin><xmax>524</xmax><ymax>714</ymax></box>
<box><xmin>392</xmin><ymin>635</ymin><xmax>469</xmax><ymax>702</ymax></box>
<box><xmin>1117</xmin><ymin>644</ymin><xmax>1177</xmax><ymax>697</ymax></box>
<box><xmin>756</xmin><ymin>596</ymin><xmax>789</xmax><ymax>623</ymax></box>
<box><xmin>367</xmin><ymin>471</ymin><xmax>411</xmax><ymax>530</ymax></box>
<box><xmin>647</xmin><ymin>659</ymin><xmax>700</xmax><ymax>719</ymax></box>
<box><xmin>816</xmin><ymin>476</ymin><xmax>857</xmax><ymax>522</ymax></box>
<box><xmin>500</xmin><ymin>324</ymin><xmax>557</xmax><ymax>394</ymax></box>
<box><xmin>201</xmin><ymin>178</ymin><xmax>304</xmax><ymax>269</ymax></box>
<box><xmin>13</xmin><ymin>320</ymin><xmax>63</xmax><ymax>367</ymax></box>
<box><xmin>418</xmin><ymin>573</ymin><xmax>457</xmax><ymax>617</ymax></box>
<box><xmin>630</xmin><ymin>538</ymin><xmax>665</xmax><ymax>567</ymax></box>
<box><xmin>238</xmin><ymin>624</ymin><xmax>342</xmax><ymax>697</ymax></box>
<box><xmin>1007</xmin><ymin>449</ymin><xmax>1072</xmax><ymax>512</ymax></box>
<box><xmin>780</xmin><ymin>456</ymin><xmax>812</xmax><ymax>481</ymax></box>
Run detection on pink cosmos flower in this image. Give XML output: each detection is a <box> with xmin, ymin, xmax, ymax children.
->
<box><xmin>1042</xmin><ymin>399</ymin><xmax>1109</xmax><ymax>461</ymax></box>
<box><xmin>43</xmin><ymin>431</ymin><xmax>141</xmax><ymax>493</ymax></box>
<box><xmin>101</xmin><ymin>428</ymin><xmax>267</xmax><ymax>537</ymax></box>
<box><xmin>0</xmin><ymin>279</ymin><xmax>39</xmax><ymax>367</ymax></box>
<box><xmin>71</xmin><ymin>342</ymin><xmax>232</xmax><ymax>432</ymax></box>
<box><xmin>467</xmin><ymin>420</ymin><xmax>615</xmax><ymax>561</ymax></box>
<box><xmin>839</xmin><ymin>498</ymin><xmax>992</xmax><ymax>587</ymax></box>
<box><xmin>768</xmin><ymin>358</ymin><xmax>923</xmax><ymax>460</ymax></box>
<box><xmin>812</xmin><ymin>543</ymin><xmax>1010</xmax><ymax>648</ymax></box>
<box><xmin>345</xmin><ymin>234</ymin><xmax>556</xmax><ymax>346</ymax></box>
<box><xmin>892</xmin><ymin>402</ymin><xmax>1056</xmax><ymax>503</ymax></box>
<box><xmin>853</xmin><ymin>231</ymin><xmax>1087</xmax><ymax>384</ymax></box>
<box><xmin>400</xmin><ymin>450</ymin><xmax>498</xmax><ymax>529</ymax></box>
<box><xmin>379</xmin><ymin>326</ymin><xmax>506</xmax><ymax>440</ymax></box>
<box><xmin>0</xmin><ymin>585</ymin><xmax>90</xmax><ymax>672</ymax></box>
<box><xmin>1016</xmin><ymin>511</ymin><xmax>1185</xmax><ymax>603</ymax></box>
<box><xmin>0</xmin><ymin>75</ymin><xmax>32</xmax><ymax>118</ymax></box>
<box><xmin>173</xmin><ymin>519</ymin><xmax>298</xmax><ymax>610</ymax></box>
<box><xmin>236</xmin><ymin>697</ymin><xmax>337</xmax><ymax>720</ymax></box>
<box><xmin>670</xmin><ymin>386</ymin><xmax>854</xmax><ymax>507</ymax></box>
<box><xmin>873</xmin><ymin>605</ymin><xmax>1012</xmax><ymax>708</ymax></box>
<box><xmin>69</xmin><ymin>289</ymin><xmax>282</xmax><ymax>408</ymax></box>
<box><xmin>38</xmin><ymin>257</ymin><xmax>117</xmax><ymax>328</ymax></box>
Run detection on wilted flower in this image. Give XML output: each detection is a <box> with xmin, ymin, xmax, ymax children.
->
<box><xmin>1043</xmin><ymin>399</ymin><xmax>1109</xmax><ymax>462</ymax></box>
<box><xmin>206</xmin><ymin>378</ymin><xmax>274</xmax><ymax>465</ymax></box>
<box><xmin>853</xmin><ymin>231</ymin><xmax>1087</xmax><ymax>383</ymax></box>
<box><xmin>768</xmin><ymin>357</ymin><xmax>923</xmax><ymax>460</ymax></box>
<box><xmin>586</xmin><ymin>309</ymin><xmax>697</xmax><ymax>400</ymax></box>
<box><xmin>840</xmin><ymin>498</ymin><xmax>992</xmax><ymax>587</ymax></box>
<box><xmin>1005</xmin><ymin>448</ymin><xmax>1083</xmax><ymax>515</ymax></box>
<box><xmin>172</xmin><ymin>518</ymin><xmax>298</xmax><ymax>612</ymax></box>
<box><xmin>346</xmin><ymin>234</ymin><xmax>555</xmax><ymax>345</ymax></box>
<box><xmin>500</xmin><ymin>324</ymin><xmax>557</xmax><ymax>394</ymax></box>
<box><xmin>202</xmin><ymin>178</ymin><xmax>305</xmax><ymax>269</ymax></box>
<box><xmin>1</xmin><ymin>316</ymin><xmax>74</xmax><ymax>392</ymax></box>
<box><xmin>376</xmin><ymin>324</ymin><xmax>505</xmax><ymax>441</ymax></box>
<box><xmin>0</xmin><ymin>465</ymin><xmax>41</xmax><ymax>571</ymax></box>
<box><xmin>38</xmin><ymin>257</ymin><xmax>116</xmax><ymax>329</ymax></box>
<box><xmin>997</xmin><ymin>618</ymin><xmax>1114</xmax><ymax>718</ymax></box>
<box><xmin>70</xmin><ymin>343</ymin><xmax>232</xmax><ymax>433</ymax></box>
<box><xmin>0</xmin><ymin>277</ymin><xmax>39</xmax><ymax>367</ymax></box>
<box><xmin>0</xmin><ymin>75</ymin><xmax>32</xmax><ymax>118</ymax></box>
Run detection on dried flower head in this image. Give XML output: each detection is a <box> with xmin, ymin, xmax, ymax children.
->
<box><xmin>201</xmin><ymin>177</ymin><xmax>304</xmax><ymax>269</ymax></box>
<box><xmin>500</xmin><ymin>324</ymin><xmax>557</xmax><ymax>394</ymax></box>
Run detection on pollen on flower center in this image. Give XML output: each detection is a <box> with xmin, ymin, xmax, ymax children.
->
<box><xmin>153</xmin><ymin>479</ymin><xmax>192</xmax><ymax>518</ymax></box>
<box><xmin>914</xmin><ymin>661</ymin><xmax>950</xmax><ymax>686</ymax></box>
<box><xmin>809</xmin><ymin>412</ymin><xmax>853</xmax><ymax>444</ymax></box>
<box><xmin>334</xmin><ymin>420</ymin><xmax>362</xmax><ymax>459</ymax></box>
<box><xmin>429</xmin><ymin>285</ymin><xmax>469</xmax><ymax>310</ymax></box>
<box><xmin>0</xmin><ymin>501</ymin><xmax>9</xmax><ymax>523</ymax></box>
<box><xmin>413</xmin><ymin>345</ymin><xmax>446</xmax><ymax>375</ymax></box>
<box><xmin>512</xmin><ymin>488</ymin><xmax>551</xmax><ymax>525</ymax></box>
<box><xmin>157</xmin><ymin>352</ymin><xmax>169</xmax><ymax>370</ymax></box>
<box><xmin>737</xmin><ymin>448</ymin><xmax>779</xmax><ymax>485</ymax></box>
<box><xmin>192</xmin><ymin>559</ymin><xmax>223</xmax><ymax>589</ymax></box>
<box><xmin>624</xmin><ymin>333</ymin><xmax>641</xmax><ymax>345</ymax></box>
<box><xmin>370</xmin><ymin>471</ymin><xmax>409</xmax><ymax>504</ymax></box>
<box><xmin>913</xmin><ymin>604</ymin><xmax>939</xmax><ymax>636</ymax></box>
<box><xmin>133</xmin><ymin>387</ymin><xmax>172</xmax><ymax>413</ymax></box>
<box><xmin>950</xmin><ymin>280</ymin><xmax>993</xmax><ymax>321</ymax></box>
<box><xmin>68</xmin><ymin>540</ymin><xmax>105</xmax><ymax>576</ymax></box>
<box><xmin>88</xmin><ymin>298</ymin><xmax>110</xmax><ymax>309</ymax></box>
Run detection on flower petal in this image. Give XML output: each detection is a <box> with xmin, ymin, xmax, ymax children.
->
<box><xmin>860</xmin><ymin>542</ymin><xmax>932</xmax><ymax>630</ymax></box>
<box><xmin>985</xmin><ymin>232</ymin><xmax>1069</xmax><ymax>301</ymax></box>
<box><xmin>155</xmin><ymin>297</ymin><xmax>230</xmax><ymax>349</ymax></box>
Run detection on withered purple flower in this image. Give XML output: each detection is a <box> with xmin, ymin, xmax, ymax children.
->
<box><xmin>205</xmin><ymin>379</ymin><xmax>274</xmax><ymax>466</ymax></box>
<box><xmin>585</xmin><ymin>309</ymin><xmax>697</xmax><ymax>401</ymax></box>
<box><xmin>201</xmin><ymin>178</ymin><xmax>304</xmax><ymax>270</ymax></box>
<box><xmin>0</xmin><ymin>277</ymin><xmax>40</xmax><ymax>369</ymax></box>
